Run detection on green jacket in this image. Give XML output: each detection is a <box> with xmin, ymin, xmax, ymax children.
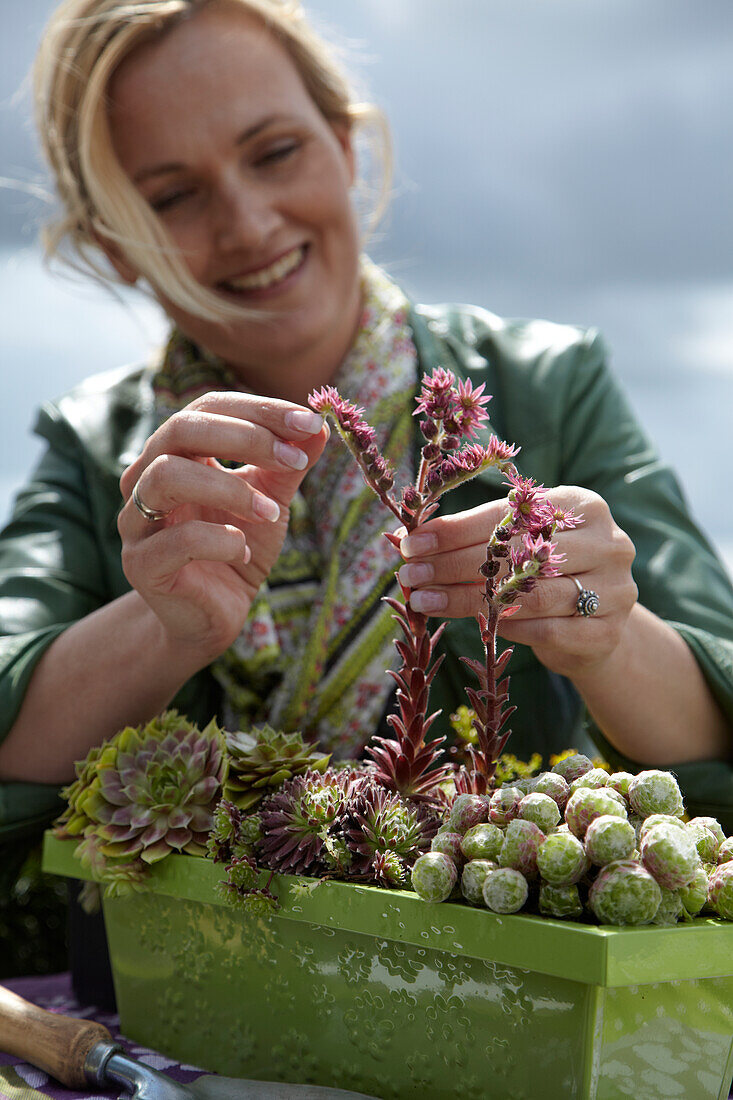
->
<box><xmin>1</xmin><ymin>303</ymin><xmax>732</xmax><ymax>853</ymax></box>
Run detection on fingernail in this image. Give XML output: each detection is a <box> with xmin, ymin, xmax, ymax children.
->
<box><xmin>285</xmin><ymin>410</ymin><xmax>324</xmax><ymax>434</ymax></box>
<box><xmin>254</xmin><ymin>495</ymin><xmax>280</xmax><ymax>522</ymax></box>
<box><xmin>401</xmin><ymin>532</ymin><xmax>437</xmax><ymax>557</ymax></box>
<box><xmin>399</xmin><ymin>562</ymin><xmax>434</xmax><ymax>586</ymax></box>
<box><xmin>393</xmin><ymin>526</ymin><xmax>407</xmax><ymax>540</ymax></box>
<box><xmin>274</xmin><ymin>441</ymin><xmax>308</xmax><ymax>470</ymax></box>
<box><xmin>243</xmin><ymin>544</ymin><xmax>252</xmax><ymax>564</ymax></box>
<box><xmin>409</xmin><ymin>589</ymin><xmax>446</xmax><ymax>613</ymax></box>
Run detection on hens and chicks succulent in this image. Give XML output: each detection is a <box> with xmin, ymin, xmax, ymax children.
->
<box><xmin>411</xmin><ymin>754</ymin><xmax>733</xmax><ymax>925</ymax></box>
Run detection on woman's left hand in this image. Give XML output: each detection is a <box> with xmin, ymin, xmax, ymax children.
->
<box><xmin>396</xmin><ymin>485</ymin><xmax>638</xmax><ymax>679</ymax></box>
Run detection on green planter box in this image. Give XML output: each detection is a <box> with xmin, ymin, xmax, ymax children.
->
<box><xmin>43</xmin><ymin>834</ymin><xmax>733</xmax><ymax>1100</ymax></box>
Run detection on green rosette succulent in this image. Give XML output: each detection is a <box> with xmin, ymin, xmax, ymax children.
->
<box><xmin>54</xmin><ymin>711</ymin><xmax>227</xmax><ymax>892</ymax></box>
<box><xmin>341</xmin><ymin>777</ymin><xmax>440</xmax><ymax>886</ymax></box>
<box><xmin>223</xmin><ymin>725</ymin><xmax>331</xmax><ymax>810</ymax></box>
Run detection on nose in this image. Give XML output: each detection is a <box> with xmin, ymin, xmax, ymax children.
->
<box><xmin>212</xmin><ymin>176</ymin><xmax>284</xmax><ymax>253</ymax></box>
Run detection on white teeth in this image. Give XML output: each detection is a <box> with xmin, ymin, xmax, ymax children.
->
<box><xmin>225</xmin><ymin>246</ymin><xmax>304</xmax><ymax>291</ymax></box>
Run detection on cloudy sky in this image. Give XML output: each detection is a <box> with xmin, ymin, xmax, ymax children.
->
<box><xmin>1</xmin><ymin>0</ymin><xmax>732</xmax><ymax>561</ymax></box>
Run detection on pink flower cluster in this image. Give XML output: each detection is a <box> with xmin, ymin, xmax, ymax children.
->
<box><xmin>487</xmin><ymin>470</ymin><xmax>580</xmax><ymax>606</ymax></box>
<box><xmin>415</xmin><ymin>369</ymin><xmax>491</xmax><ymax>451</ymax></box>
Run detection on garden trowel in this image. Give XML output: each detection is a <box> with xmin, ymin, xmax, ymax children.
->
<box><xmin>0</xmin><ymin>985</ymin><xmax>380</xmax><ymax>1100</ymax></box>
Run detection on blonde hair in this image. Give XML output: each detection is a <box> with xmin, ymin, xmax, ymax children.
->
<box><xmin>34</xmin><ymin>0</ymin><xmax>392</xmax><ymax>322</ymax></box>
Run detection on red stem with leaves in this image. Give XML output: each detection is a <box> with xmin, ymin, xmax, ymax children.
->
<box><xmin>308</xmin><ymin>376</ymin><xmax>574</xmax><ymax>802</ymax></box>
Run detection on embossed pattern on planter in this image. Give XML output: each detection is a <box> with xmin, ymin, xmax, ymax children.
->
<box><xmin>105</xmin><ymin>893</ymin><xmax>590</xmax><ymax>1098</ymax></box>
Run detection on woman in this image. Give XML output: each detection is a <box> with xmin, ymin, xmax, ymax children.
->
<box><xmin>0</xmin><ymin>0</ymin><xmax>732</xmax><ymax>852</ymax></box>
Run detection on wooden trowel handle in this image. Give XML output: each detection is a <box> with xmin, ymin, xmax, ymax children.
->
<box><xmin>0</xmin><ymin>984</ymin><xmax>114</xmax><ymax>1088</ymax></box>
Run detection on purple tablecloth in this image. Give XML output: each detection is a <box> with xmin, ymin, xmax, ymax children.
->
<box><xmin>0</xmin><ymin>973</ymin><xmax>207</xmax><ymax>1099</ymax></box>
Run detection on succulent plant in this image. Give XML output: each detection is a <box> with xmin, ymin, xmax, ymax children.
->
<box><xmin>482</xmin><ymin>867</ymin><xmax>529</xmax><ymax>913</ymax></box>
<box><xmin>687</xmin><ymin>816</ymin><xmax>726</xmax><ymax>846</ymax></box>
<box><xmin>448</xmin><ymin>793</ymin><xmax>489</xmax><ymax>833</ymax></box>
<box><xmin>539</xmin><ymin>882</ymin><xmax>583</xmax><ymax>920</ymax></box>
<box><xmin>224</xmin><ymin>725</ymin><xmax>330</xmax><ymax>811</ymax></box>
<box><xmin>55</xmin><ymin>711</ymin><xmax>227</xmax><ymax>892</ymax></box>
<box><xmin>708</xmin><ymin>863</ymin><xmax>733</xmax><ymax>918</ymax></box>
<box><xmin>536</xmin><ymin>832</ymin><xmax>588</xmax><ymax>887</ymax></box>
<box><xmin>518</xmin><ymin>792</ymin><xmax>560</xmax><ymax>833</ymax></box>
<box><xmin>679</xmin><ymin>866</ymin><xmax>709</xmax><ymax>916</ymax></box>
<box><xmin>411</xmin><ymin>851</ymin><xmax>458</xmax><ymax>902</ymax></box>
<box><xmin>652</xmin><ymin>887</ymin><xmax>686</xmax><ymax>926</ymax></box>
<box><xmin>533</xmin><ymin>771</ymin><xmax>570</xmax><ymax>810</ymax></box>
<box><xmin>460</xmin><ymin>822</ymin><xmax>504</xmax><ymax>863</ymax></box>
<box><xmin>686</xmin><ymin>822</ymin><xmax>719</xmax><ymax>863</ymax></box>
<box><xmin>640</xmin><ymin>822</ymin><xmax>700</xmax><ymax>890</ymax></box>
<box><xmin>568</xmin><ymin>768</ymin><xmax>610</xmax><ymax>794</ymax></box>
<box><xmin>718</xmin><ymin>838</ymin><xmax>733</xmax><ymax>865</ymax></box>
<box><xmin>551</xmin><ymin>754</ymin><xmax>594</xmax><ymax>785</ymax></box>
<box><xmin>584</xmin><ymin>816</ymin><xmax>636</xmax><ymax>867</ymax></box>
<box><xmin>488</xmin><ymin>786</ymin><xmax>523</xmax><ymax>826</ymax></box>
<box><xmin>431</xmin><ymin>831</ymin><xmax>465</xmax><ymax>867</ymax></box>
<box><xmin>607</xmin><ymin>772</ymin><xmax>633</xmax><ymax>797</ymax></box>
<box><xmin>564</xmin><ymin>787</ymin><xmax>627</xmax><ymax>840</ymax></box>
<box><xmin>460</xmin><ymin>859</ymin><xmax>498</xmax><ymax>904</ymax></box>
<box><xmin>498</xmin><ymin>818</ymin><xmax>544</xmax><ymax>877</ymax></box>
<box><xmin>256</xmin><ymin>767</ymin><xmax>354</xmax><ymax>876</ymax></box>
<box><xmin>588</xmin><ymin>860</ymin><xmax>662</xmax><ymax>925</ymax></box>
<box><xmin>627</xmin><ymin>770</ymin><xmax>684</xmax><ymax>818</ymax></box>
<box><xmin>207</xmin><ymin>800</ymin><xmax>262</xmax><ymax>864</ymax></box>
<box><xmin>340</xmin><ymin>777</ymin><xmax>440</xmax><ymax>885</ymax></box>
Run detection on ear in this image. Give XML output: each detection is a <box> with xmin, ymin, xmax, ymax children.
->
<box><xmin>91</xmin><ymin>229</ymin><xmax>139</xmax><ymax>285</ymax></box>
<box><xmin>331</xmin><ymin>121</ymin><xmax>356</xmax><ymax>188</ymax></box>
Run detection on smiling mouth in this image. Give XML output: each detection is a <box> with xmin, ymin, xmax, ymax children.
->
<box><xmin>219</xmin><ymin>245</ymin><xmax>307</xmax><ymax>293</ymax></box>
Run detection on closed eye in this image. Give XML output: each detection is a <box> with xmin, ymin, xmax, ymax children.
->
<box><xmin>149</xmin><ymin>187</ymin><xmax>195</xmax><ymax>213</ymax></box>
<box><xmin>256</xmin><ymin>140</ymin><xmax>299</xmax><ymax>167</ymax></box>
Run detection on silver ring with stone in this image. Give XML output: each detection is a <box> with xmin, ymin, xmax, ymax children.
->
<box><xmin>571</xmin><ymin>575</ymin><xmax>600</xmax><ymax>617</ymax></box>
<box><xmin>132</xmin><ymin>481</ymin><xmax>170</xmax><ymax>523</ymax></box>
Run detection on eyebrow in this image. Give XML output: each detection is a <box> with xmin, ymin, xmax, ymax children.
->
<box><xmin>132</xmin><ymin>114</ymin><xmax>289</xmax><ymax>183</ymax></box>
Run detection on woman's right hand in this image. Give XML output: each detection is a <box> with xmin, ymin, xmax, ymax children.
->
<box><xmin>117</xmin><ymin>392</ymin><xmax>328</xmax><ymax>667</ymax></box>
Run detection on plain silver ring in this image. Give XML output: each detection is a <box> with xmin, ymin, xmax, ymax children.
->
<box><xmin>132</xmin><ymin>480</ymin><xmax>170</xmax><ymax>523</ymax></box>
<box><xmin>570</xmin><ymin>575</ymin><xmax>600</xmax><ymax>617</ymax></box>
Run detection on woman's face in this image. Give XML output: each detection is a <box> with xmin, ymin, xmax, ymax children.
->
<box><xmin>106</xmin><ymin>2</ymin><xmax>362</xmax><ymax>395</ymax></box>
